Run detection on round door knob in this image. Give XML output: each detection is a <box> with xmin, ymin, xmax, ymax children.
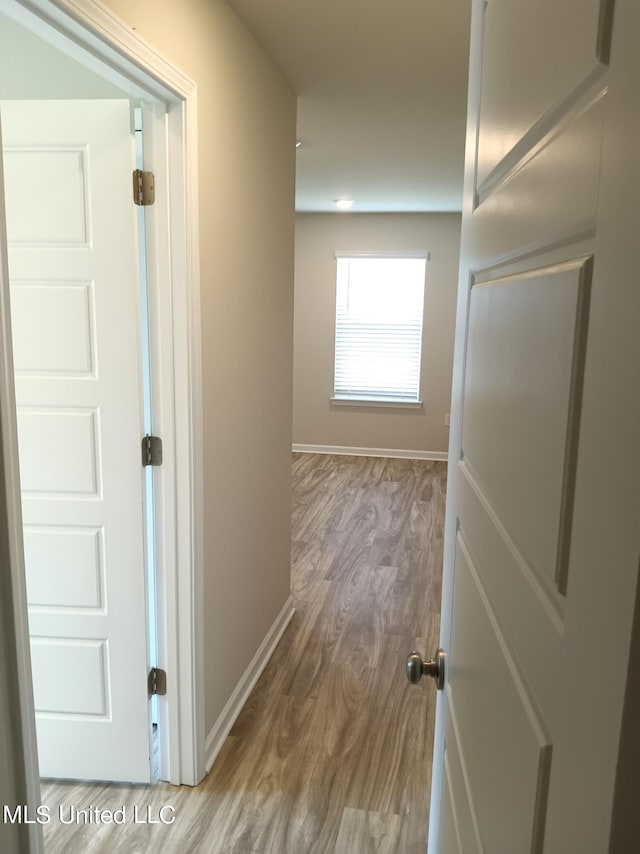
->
<box><xmin>406</xmin><ymin>648</ymin><xmax>445</xmax><ymax>690</ymax></box>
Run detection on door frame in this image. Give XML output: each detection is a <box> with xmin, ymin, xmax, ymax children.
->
<box><xmin>2</xmin><ymin>0</ymin><xmax>205</xmax><ymax>791</ymax></box>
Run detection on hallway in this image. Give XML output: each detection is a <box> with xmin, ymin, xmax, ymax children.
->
<box><xmin>41</xmin><ymin>453</ymin><xmax>445</xmax><ymax>853</ymax></box>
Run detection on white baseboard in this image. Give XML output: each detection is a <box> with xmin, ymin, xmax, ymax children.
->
<box><xmin>204</xmin><ymin>596</ymin><xmax>295</xmax><ymax>773</ymax></box>
<box><xmin>292</xmin><ymin>443</ymin><xmax>448</xmax><ymax>462</ymax></box>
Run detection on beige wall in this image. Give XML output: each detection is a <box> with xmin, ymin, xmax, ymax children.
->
<box><xmin>293</xmin><ymin>213</ymin><xmax>461</xmax><ymax>454</ymax></box>
<box><xmin>101</xmin><ymin>0</ymin><xmax>296</xmax><ymax>736</ymax></box>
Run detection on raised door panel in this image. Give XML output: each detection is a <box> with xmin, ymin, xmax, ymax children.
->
<box><xmin>447</xmin><ymin>539</ymin><xmax>551</xmax><ymax>854</ymax></box>
<box><xmin>23</xmin><ymin>527</ymin><xmax>105</xmax><ymax>610</ymax></box>
<box><xmin>30</xmin><ymin>638</ymin><xmax>109</xmax><ymax>716</ymax></box>
<box><xmin>472</xmin><ymin>91</ymin><xmax>606</xmax><ymax>264</ymax></box>
<box><xmin>16</xmin><ymin>409</ymin><xmax>100</xmax><ymax>496</ymax></box>
<box><xmin>2</xmin><ymin>147</ymin><xmax>90</xmax><ymax>245</ymax></box>
<box><xmin>10</xmin><ymin>281</ymin><xmax>96</xmax><ymax>375</ymax></box>
<box><xmin>476</xmin><ymin>0</ymin><xmax>609</xmax><ymax>188</ymax></box>
<box><xmin>461</xmin><ymin>259</ymin><xmax>591</xmax><ymax>595</ymax></box>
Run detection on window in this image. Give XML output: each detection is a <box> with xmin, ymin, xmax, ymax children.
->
<box><xmin>333</xmin><ymin>253</ymin><xmax>428</xmax><ymax>405</ymax></box>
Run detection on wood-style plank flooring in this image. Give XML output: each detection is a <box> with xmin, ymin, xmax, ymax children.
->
<box><xmin>41</xmin><ymin>453</ymin><xmax>446</xmax><ymax>853</ymax></box>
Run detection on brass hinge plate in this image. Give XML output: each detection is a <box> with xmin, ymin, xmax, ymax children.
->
<box><xmin>148</xmin><ymin>667</ymin><xmax>167</xmax><ymax>696</ymax></box>
<box><xmin>142</xmin><ymin>435</ymin><xmax>162</xmax><ymax>467</ymax></box>
<box><xmin>133</xmin><ymin>169</ymin><xmax>155</xmax><ymax>206</ymax></box>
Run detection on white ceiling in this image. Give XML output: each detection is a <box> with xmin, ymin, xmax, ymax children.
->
<box><xmin>227</xmin><ymin>0</ymin><xmax>472</xmax><ymax>212</ymax></box>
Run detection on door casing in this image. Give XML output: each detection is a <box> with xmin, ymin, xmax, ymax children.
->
<box><xmin>0</xmin><ymin>0</ymin><xmax>205</xmax><ymax>805</ymax></box>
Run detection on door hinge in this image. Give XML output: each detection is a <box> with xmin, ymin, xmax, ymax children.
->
<box><xmin>142</xmin><ymin>435</ymin><xmax>162</xmax><ymax>467</ymax></box>
<box><xmin>133</xmin><ymin>169</ymin><xmax>155</xmax><ymax>206</ymax></box>
<box><xmin>148</xmin><ymin>667</ymin><xmax>167</xmax><ymax>696</ymax></box>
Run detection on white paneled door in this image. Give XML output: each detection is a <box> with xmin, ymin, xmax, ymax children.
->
<box><xmin>1</xmin><ymin>100</ymin><xmax>151</xmax><ymax>783</ymax></box>
<box><xmin>430</xmin><ymin>0</ymin><xmax>640</xmax><ymax>852</ymax></box>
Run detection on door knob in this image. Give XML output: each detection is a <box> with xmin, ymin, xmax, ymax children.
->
<box><xmin>406</xmin><ymin>648</ymin><xmax>445</xmax><ymax>690</ymax></box>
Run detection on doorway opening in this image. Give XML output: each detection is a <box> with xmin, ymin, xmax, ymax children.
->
<box><xmin>0</xmin><ymin>0</ymin><xmax>204</xmax><ymax>820</ymax></box>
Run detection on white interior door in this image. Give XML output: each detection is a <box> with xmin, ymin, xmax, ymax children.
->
<box><xmin>1</xmin><ymin>99</ymin><xmax>152</xmax><ymax>783</ymax></box>
<box><xmin>429</xmin><ymin>0</ymin><xmax>640</xmax><ymax>851</ymax></box>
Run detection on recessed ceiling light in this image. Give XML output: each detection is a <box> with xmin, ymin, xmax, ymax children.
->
<box><xmin>295</xmin><ymin>140</ymin><xmax>302</xmax><ymax>148</ymax></box>
<box><xmin>334</xmin><ymin>199</ymin><xmax>354</xmax><ymax>211</ymax></box>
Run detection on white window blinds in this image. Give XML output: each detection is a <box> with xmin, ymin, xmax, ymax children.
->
<box><xmin>333</xmin><ymin>255</ymin><xmax>427</xmax><ymax>402</ymax></box>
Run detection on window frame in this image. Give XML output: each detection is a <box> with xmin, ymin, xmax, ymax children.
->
<box><xmin>331</xmin><ymin>250</ymin><xmax>429</xmax><ymax>409</ymax></box>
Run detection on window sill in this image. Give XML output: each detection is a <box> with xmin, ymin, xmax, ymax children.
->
<box><xmin>330</xmin><ymin>396</ymin><xmax>423</xmax><ymax>410</ymax></box>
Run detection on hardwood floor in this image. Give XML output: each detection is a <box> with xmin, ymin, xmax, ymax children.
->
<box><xmin>41</xmin><ymin>453</ymin><xmax>446</xmax><ymax>853</ymax></box>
